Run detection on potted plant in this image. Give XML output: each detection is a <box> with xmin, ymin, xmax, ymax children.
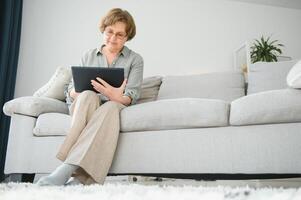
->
<box><xmin>250</xmin><ymin>36</ymin><xmax>284</xmax><ymax>63</ymax></box>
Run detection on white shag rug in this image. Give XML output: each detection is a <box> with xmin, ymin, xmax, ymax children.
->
<box><xmin>1</xmin><ymin>183</ymin><xmax>301</xmax><ymax>200</ymax></box>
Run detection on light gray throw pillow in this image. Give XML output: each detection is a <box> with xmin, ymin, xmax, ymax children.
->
<box><xmin>136</xmin><ymin>76</ymin><xmax>162</xmax><ymax>104</ymax></box>
<box><xmin>33</xmin><ymin>66</ymin><xmax>71</xmax><ymax>101</ymax></box>
<box><xmin>287</xmin><ymin>60</ymin><xmax>301</xmax><ymax>88</ymax></box>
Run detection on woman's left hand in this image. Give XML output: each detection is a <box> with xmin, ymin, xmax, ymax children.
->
<box><xmin>91</xmin><ymin>77</ymin><xmax>127</xmax><ymax>102</ymax></box>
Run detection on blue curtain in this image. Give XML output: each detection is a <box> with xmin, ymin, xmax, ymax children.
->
<box><xmin>0</xmin><ymin>0</ymin><xmax>23</xmax><ymax>182</ymax></box>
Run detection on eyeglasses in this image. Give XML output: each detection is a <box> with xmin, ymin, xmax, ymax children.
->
<box><xmin>104</xmin><ymin>29</ymin><xmax>127</xmax><ymax>40</ymax></box>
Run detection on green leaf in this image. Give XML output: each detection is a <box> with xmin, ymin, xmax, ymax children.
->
<box><xmin>250</xmin><ymin>35</ymin><xmax>284</xmax><ymax>64</ymax></box>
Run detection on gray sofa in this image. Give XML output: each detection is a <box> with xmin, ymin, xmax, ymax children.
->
<box><xmin>3</xmin><ymin>60</ymin><xmax>301</xmax><ymax>181</ymax></box>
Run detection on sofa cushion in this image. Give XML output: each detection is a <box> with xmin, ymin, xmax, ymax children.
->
<box><xmin>3</xmin><ymin>96</ymin><xmax>69</xmax><ymax>117</ymax></box>
<box><xmin>230</xmin><ymin>89</ymin><xmax>301</xmax><ymax>126</ymax></box>
<box><xmin>287</xmin><ymin>60</ymin><xmax>301</xmax><ymax>88</ymax></box>
<box><xmin>121</xmin><ymin>98</ymin><xmax>229</xmax><ymax>132</ymax></box>
<box><xmin>33</xmin><ymin>113</ymin><xmax>71</xmax><ymax>136</ymax></box>
<box><xmin>247</xmin><ymin>60</ymin><xmax>298</xmax><ymax>94</ymax></box>
<box><xmin>136</xmin><ymin>76</ymin><xmax>162</xmax><ymax>104</ymax></box>
<box><xmin>33</xmin><ymin>66</ymin><xmax>71</xmax><ymax>101</ymax></box>
<box><xmin>157</xmin><ymin>71</ymin><xmax>245</xmax><ymax>102</ymax></box>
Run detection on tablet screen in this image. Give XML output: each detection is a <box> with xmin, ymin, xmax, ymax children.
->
<box><xmin>71</xmin><ymin>66</ymin><xmax>124</xmax><ymax>93</ymax></box>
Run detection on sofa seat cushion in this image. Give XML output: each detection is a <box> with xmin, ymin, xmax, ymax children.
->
<box><xmin>33</xmin><ymin>113</ymin><xmax>71</xmax><ymax>136</ymax></box>
<box><xmin>120</xmin><ymin>98</ymin><xmax>229</xmax><ymax>132</ymax></box>
<box><xmin>230</xmin><ymin>89</ymin><xmax>301</xmax><ymax>126</ymax></box>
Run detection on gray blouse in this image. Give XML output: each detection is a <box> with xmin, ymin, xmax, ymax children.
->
<box><xmin>65</xmin><ymin>45</ymin><xmax>144</xmax><ymax>106</ymax></box>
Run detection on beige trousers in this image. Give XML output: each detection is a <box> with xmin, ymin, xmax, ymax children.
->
<box><xmin>56</xmin><ymin>90</ymin><xmax>125</xmax><ymax>185</ymax></box>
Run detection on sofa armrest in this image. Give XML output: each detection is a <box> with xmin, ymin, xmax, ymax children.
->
<box><xmin>3</xmin><ymin>96</ymin><xmax>69</xmax><ymax>117</ymax></box>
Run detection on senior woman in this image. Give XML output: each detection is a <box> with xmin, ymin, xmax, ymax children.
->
<box><xmin>37</xmin><ymin>8</ymin><xmax>143</xmax><ymax>186</ymax></box>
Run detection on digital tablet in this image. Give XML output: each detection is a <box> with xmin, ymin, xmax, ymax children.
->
<box><xmin>71</xmin><ymin>66</ymin><xmax>124</xmax><ymax>93</ymax></box>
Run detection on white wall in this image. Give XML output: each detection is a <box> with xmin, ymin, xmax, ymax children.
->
<box><xmin>14</xmin><ymin>0</ymin><xmax>301</xmax><ymax>97</ymax></box>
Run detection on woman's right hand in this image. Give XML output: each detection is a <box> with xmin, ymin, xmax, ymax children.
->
<box><xmin>70</xmin><ymin>88</ymin><xmax>80</xmax><ymax>99</ymax></box>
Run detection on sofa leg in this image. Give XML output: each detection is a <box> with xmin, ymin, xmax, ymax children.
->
<box><xmin>21</xmin><ymin>173</ymin><xmax>35</xmax><ymax>183</ymax></box>
<box><xmin>154</xmin><ymin>177</ymin><xmax>163</xmax><ymax>181</ymax></box>
<box><xmin>132</xmin><ymin>176</ymin><xmax>138</xmax><ymax>182</ymax></box>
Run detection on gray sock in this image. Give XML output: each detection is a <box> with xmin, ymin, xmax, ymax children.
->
<box><xmin>65</xmin><ymin>177</ymin><xmax>83</xmax><ymax>186</ymax></box>
<box><xmin>37</xmin><ymin>163</ymin><xmax>78</xmax><ymax>186</ymax></box>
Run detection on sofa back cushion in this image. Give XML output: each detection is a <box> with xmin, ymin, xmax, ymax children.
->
<box><xmin>230</xmin><ymin>89</ymin><xmax>301</xmax><ymax>126</ymax></box>
<box><xmin>157</xmin><ymin>71</ymin><xmax>245</xmax><ymax>102</ymax></box>
<box><xmin>121</xmin><ymin>98</ymin><xmax>229</xmax><ymax>132</ymax></box>
<box><xmin>247</xmin><ymin>60</ymin><xmax>298</xmax><ymax>94</ymax></box>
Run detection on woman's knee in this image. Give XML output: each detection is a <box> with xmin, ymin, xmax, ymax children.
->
<box><xmin>78</xmin><ymin>90</ymin><xmax>99</xmax><ymax>102</ymax></box>
<box><xmin>104</xmin><ymin>101</ymin><xmax>125</xmax><ymax>111</ymax></box>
